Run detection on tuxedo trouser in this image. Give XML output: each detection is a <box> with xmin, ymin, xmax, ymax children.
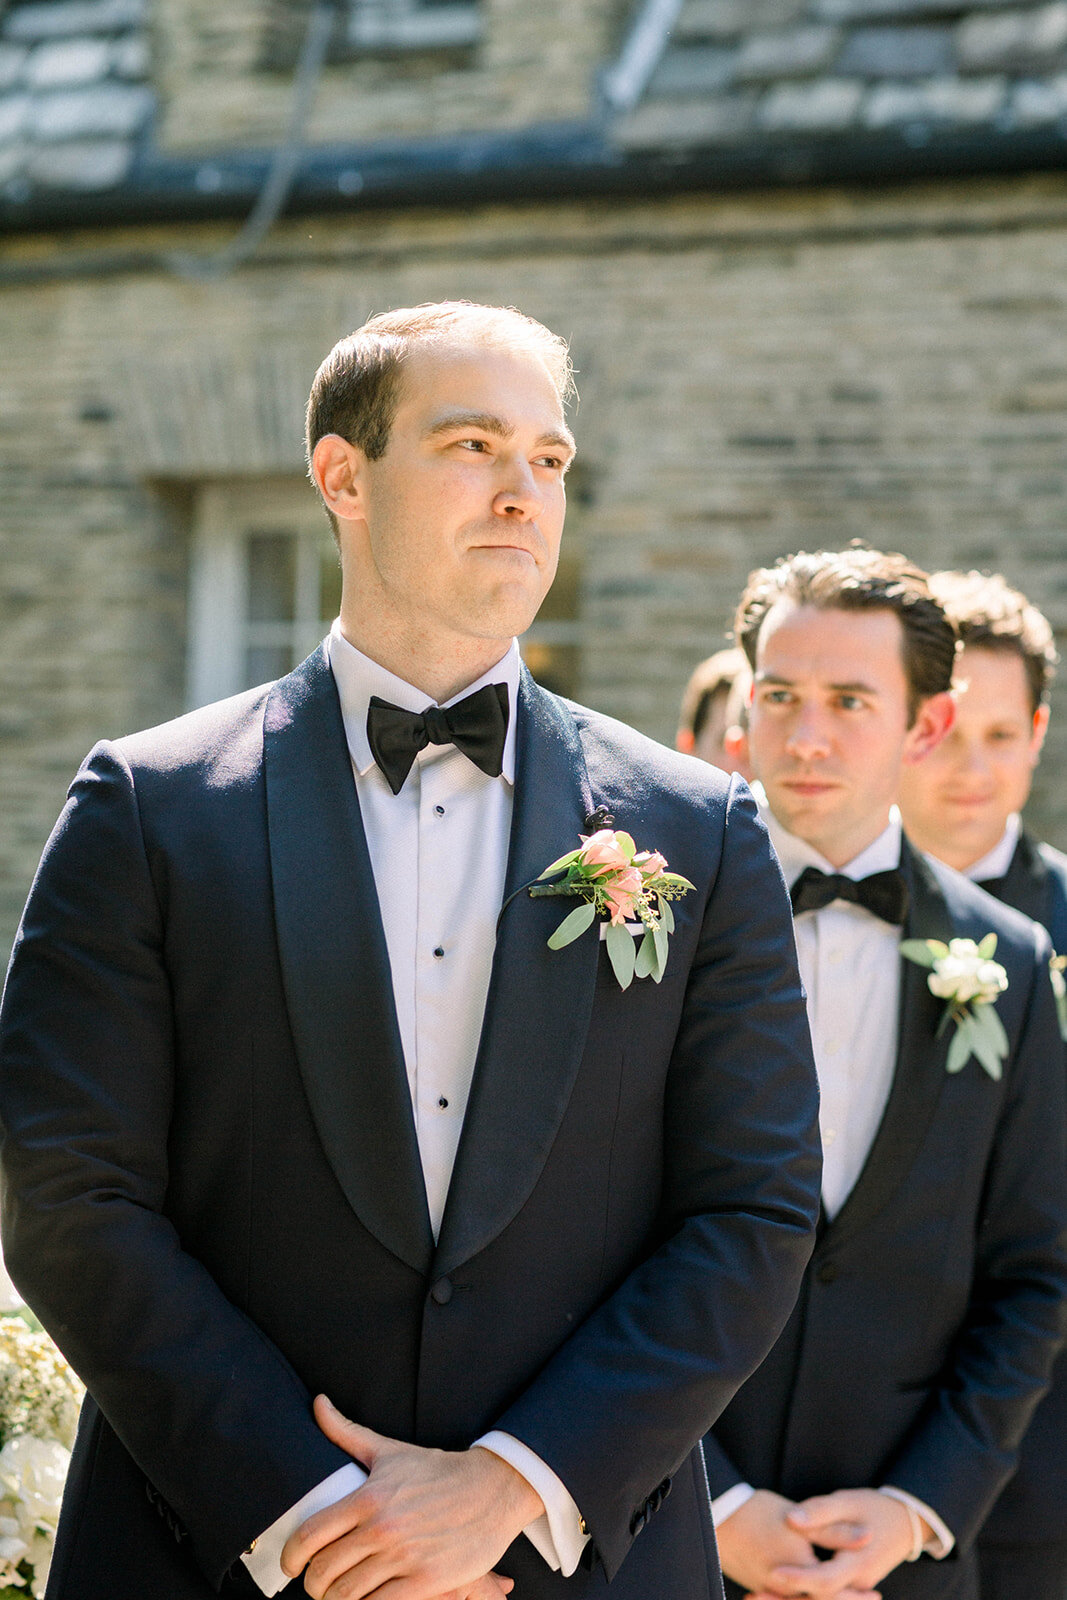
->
<box><xmin>978</xmin><ymin>1538</ymin><xmax>1067</xmax><ymax>1600</ymax></box>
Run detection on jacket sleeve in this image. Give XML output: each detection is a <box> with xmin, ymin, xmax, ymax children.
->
<box><xmin>0</xmin><ymin>744</ymin><xmax>351</xmax><ymax>1587</ymax></box>
<box><xmin>879</xmin><ymin>928</ymin><xmax>1067</xmax><ymax>1550</ymax></box>
<box><xmin>492</xmin><ymin>778</ymin><xmax>823</xmax><ymax>1580</ymax></box>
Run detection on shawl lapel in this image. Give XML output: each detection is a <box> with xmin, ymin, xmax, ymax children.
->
<box><xmin>823</xmin><ymin>839</ymin><xmax>954</xmax><ymax>1249</ymax></box>
<box><xmin>981</xmin><ymin>832</ymin><xmax>1053</xmax><ymax>932</ymax></box>
<box><xmin>433</xmin><ymin>670</ymin><xmax>600</xmax><ymax>1279</ymax></box>
<box><xmin>263</xmin><ymin>646</ymin><xmax>434</xmax><ymax>1276</ymax></box>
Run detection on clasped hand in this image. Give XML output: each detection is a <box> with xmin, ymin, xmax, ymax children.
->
<box><xmin>716</xmin><ymin>1486</ymin><xmax>923</xmax><ymax>1600</ymax></box>
<box><xmin>280</xmin><ymin>1395</ymin><xmax>542</xmax><ymax>1600</ymax></box>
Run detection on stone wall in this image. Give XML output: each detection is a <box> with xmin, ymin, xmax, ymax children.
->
<box><xmin>3</xmin><ymin>172</ymin><xmax>1067</xmax><ymax>954</ymax></box>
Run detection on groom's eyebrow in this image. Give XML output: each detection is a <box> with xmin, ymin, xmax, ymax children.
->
<box><xmin>424</xmin><ymin>410</ymin><xmax>577</xmax><ymax>456</ymax></box>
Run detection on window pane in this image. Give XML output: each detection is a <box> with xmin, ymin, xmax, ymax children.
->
<box><xmin>245</xmin><ymin>643</ymin><xmax>295</xmax><ymax>686</ymax></box>
<box><xmin>247</xmin><ymin>533</ymin><xmax>296</xmax><ymax>624</ymax></box>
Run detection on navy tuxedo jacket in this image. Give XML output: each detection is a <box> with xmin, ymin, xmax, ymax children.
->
<box><xmin>705</xmin><ymin>842</ymin><xmax>1067</xmax><ymax>1596</ymax></box>
<box><xmin>977</xmin><ymin>831</ymin><xmax>1067</xmax><ymax>1548</ymax></box>
<box><xmin>0</xmin><ymin>650</ymin><xmax>821</xmax><ymax>1600</ymax></box>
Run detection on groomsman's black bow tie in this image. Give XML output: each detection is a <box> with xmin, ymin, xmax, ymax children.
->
<box><xmin>790</xmin><ymin>865</ymin><xmax>909</xmax><ymax>925</ymax></box>
<box><xmin>367</xmin><ymin>683</ymin><xmax>510</xmax><ymax>796</ymax></box>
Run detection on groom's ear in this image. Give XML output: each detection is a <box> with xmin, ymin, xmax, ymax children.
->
<box><xmin>902</xmin><ymin>688</ymin><xmax>956</xmax><ymax>766</ymax></box>
<box><xmin>311</xmin><ymin>433</ymin><xmax>369</xmax><ymax>525</ymax></box>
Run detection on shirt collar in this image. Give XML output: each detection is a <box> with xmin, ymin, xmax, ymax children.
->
<box><xmin>752</xmin><ymin>782</ymin><xmax>903</xmax><ymax>891</ymax></box>
<box><xmin>327</xmin><ymin>620</ymin><xmax>520</xmax><ymax>785</ymax></box>
<box><xmin>957</xmin><ymin>813</ymin><xmax>1022</xmax><ymax>883</ymax></box>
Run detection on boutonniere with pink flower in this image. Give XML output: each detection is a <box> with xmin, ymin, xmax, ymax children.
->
<box><xmin>529</xmin><ymin>828</ymin><xmax>695</xmax><ymax>990</ymax></box>
<box><xmin>900</xmin><ymin>934</ymin><xmax>1009</xmax><ymax>1079</ymax></box>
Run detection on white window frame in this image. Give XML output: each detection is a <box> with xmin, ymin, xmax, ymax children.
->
<box><xmin>186</xmin><ymin>480</ymin><xmax>340</xmax><ymax>709</ymax></box>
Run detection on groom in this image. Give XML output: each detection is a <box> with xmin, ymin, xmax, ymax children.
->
<box><xmin>0</xmin><ymin>302</ymin><xmax>821</xmax><ymax>1600</ymax></box>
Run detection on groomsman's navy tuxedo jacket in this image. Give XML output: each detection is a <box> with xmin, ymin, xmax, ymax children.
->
<box><xmin>976</xmin><ymin>831</ymin><xmax>1067</xmax><ymax>1552</ymax></box>
<box><xmin>0</xmin><ymin>649</ymin><xmax>822</xmax><ymax>1600</ymax></box>
<box><xmin>705</xmin><ymin>840</ymin><xmax>1067</xmax><ymax>1600</ymax></box>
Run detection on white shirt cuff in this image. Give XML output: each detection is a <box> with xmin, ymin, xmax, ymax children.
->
<box><xmin>880</xmin><ymin>1485</ymin><xmax>955</xmax><ymax>1558</ymax></box>
<box><xmin>711</xmin><ymin>1481</ymin><xmax>756</xmax><ymax>1528</ymax></box>
<box><xmin>474</xmin><ymin>1430</ymin><xmax>589</xmax><ymax>1577</ymax></box>
<box><xmin>241</xmin><ymin>1463</ymin><xmax>366</xmax><ymax>1595</ymax></box>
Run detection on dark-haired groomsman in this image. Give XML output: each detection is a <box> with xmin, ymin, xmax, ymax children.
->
<box><xmin>898</xmin><ymin>570</ymin><xmax>1067</xmax><ymax>1600</ymax></box>
<box><xmin>706</xmin><ymin>548</ymin><xmax>1067</xmax><ymax>1600</ymax></box>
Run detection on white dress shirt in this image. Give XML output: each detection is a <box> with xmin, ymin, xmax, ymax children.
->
<box><xmin>959</xmin><ymin>813</ymin><xmax>1022</xmax><ymax>883</ymax></box>
<box><xmin>712</xmin><ymin>798</ymin><xmax>953</xmax><ymax>1559</ymax></box>
<box><xmin>244</xmin><ymin>624</ymin><xmax>588</xmax><ymax>1593</ymax></box>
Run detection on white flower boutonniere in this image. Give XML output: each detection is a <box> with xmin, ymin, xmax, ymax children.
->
<box><xmin>530</xmin><ymin>828</ymin><xmax>695</xmax><ymax>990</ymax></box>
<box><xmin>900</xmin><ymin>934</ymin><xmax>1009</xmax><ymax>1080</ymax></box>
<box><xmin>1050</xmin><ymin>954</ymin><xmax>1067</xmax><ymax>1042</ymax></box>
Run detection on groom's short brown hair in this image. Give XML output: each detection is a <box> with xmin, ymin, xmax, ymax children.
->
<box><xmin>306</xmin><ymin>301</ymin><xmax>575</xmax><ymax>470</ymax></box>
<box><xmin>735</xmin><ymin>546</ymin><xmax>957</xmax><ymax>721</ymax></box>
<box><xmin>928</xmin><ymin>569</ymin><xmax>1058</xmax><ymax>714</ymax></box>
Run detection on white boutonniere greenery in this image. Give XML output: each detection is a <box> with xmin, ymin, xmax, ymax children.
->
<box><xmin>900</xmin><ymin>934</ymin><xmax>1009</xmax><ymax>1080</ymax></box>
<box><xmin>530</xmin><ymin>828</ymin><xmax>695</xmax><ymax>990</ymax></box>
<box><xmin>1050</xmin><ymin>954</ymin><xmax>1067</xmax><ymax>1043</ymax></box>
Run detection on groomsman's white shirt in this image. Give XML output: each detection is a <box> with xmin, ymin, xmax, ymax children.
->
<box><xmin>711</xmin><ymin>798</ymin><xmax>952</xmax><ymax>1558</ymax></box>
<box><xmin>243</xmin><ymin>624</ymin><xmax>588</xmax><ymax>1594</ymax></box>
<box><xmin>958</xmin><ymin>813</ymin><xmax>1022</xmax><ymax>883</ymax></box>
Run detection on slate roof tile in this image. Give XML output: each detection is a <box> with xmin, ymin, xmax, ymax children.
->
<box><xmin>734</xmin><ymin>25</ymin><xmax>841</xmax><ymax>81</ymax></box>
<box><xmin>758</xmin><ymin>75</ymin><xmax>864</xmax><ymax>129</ymax></box>
<box><xmin>957</xmin><ymin>1</ymin><xmax>1067</xmax><ymax>71</ymax></box>
<box><xmin>0</xmin><ymin>43</ymin><xmax>27</xmax><ymax>90</ymax></box>
<box><xmin>835</xmin><ymin>24</ymin><xmax>956</xmax><ymax>75</ymax></box>
<box><xmin>24</xmin><ymin>37</ymin><xmax>113</xmax><ymax>89</ymax></box>
<box><xmin>863</xmin><ymin>70</ymin><xmax>1007</xmax><ymax>122</ymax></box>
<box><xmin>4</xmin><ymin>0</ymin><xmax>145</xmax><ymax>43</ymax></box>
<box><xmin>1010</xmin><ymin>67</ymin><xmax>1067</xmax><ymax>114</ymax></box>
<box><xmin>649</xmin><ymin>46</ymin><xmax>737</xmax><ymax>96</ymax></box>
<box><xmin>616</xmin><ymin>90</ymin><xmax>758</xmax><ymax>148</ymax></box>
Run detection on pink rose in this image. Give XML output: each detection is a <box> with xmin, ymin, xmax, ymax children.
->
<box><xmin>636</xmin><ymin>850</ymin><xmax>667</xmax><ymax>880</ymax></box>
<box><xmin>578</xmin><ymin>830</ymin><xmax>632</xmax><ymax>875</ymax></box>
<box><xmin>604</xmin><ymin>866</ymin><xmax>643</xmax><ymax>924</ymax></box>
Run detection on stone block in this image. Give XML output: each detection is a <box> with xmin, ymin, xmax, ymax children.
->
<box><xmin>25</xmin><ymin>134</ymin><xmax>132</xmax><ymax>186</ymax></box>
<box><xmin>3</xmin><ymin>0</ymin><xmax>145</xmax><ymax>43</ymax></box>
<box><xmin>836</xmin><ymin>25</ymin><xmax>956</xmax><ymax>78</ymax></box>
<box><xmin>648</xmin><ymin>46</ymin><xmax>737</xmax><ymax>97</ymax></box>
<box><xmin>615</xmin><ymin>91</ymin><xmax>757</xmax><ymax>148</ymax></box>
<box><xmin>958</xmin><ymin>3</ymin><xmax>1067</xmax><ymax>72</ymax></box>
<box><xmin>24</xmin><ymin>37</ymin><xmax>112</xmax><ymax>89</ymax></box>
<box><xmin>734</xmin><ymin>26</ymin><xmax>841</xmax><ymax>83</ymax></box>
<box><xmin>30</xmin><ymin>81</ymin><xmax>152</xmax><ymax>140</ymax></box>
<box><xmin>0</xmin><ymin>44</ymin><xmax>28</xmax><ymax>92</ymax></box>
<box><xmin>0</xmin><ymin>140</ymin><xmax>26</xmax><ymax>184</ymax></box>
<box><xmin>758</xmin><ymin>76</ymin><xmax>863</xmax><ymax>132</ymax></box>
<box><xmin>864</xmin><ymin>73</ymin><xmax>1006</xmax><ymax>125</ymax></box>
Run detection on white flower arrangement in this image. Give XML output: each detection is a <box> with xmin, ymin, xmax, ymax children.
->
<box><xmin>0</xmin><ymin>1317</ymin><xmax>83</xmax><ymax>1599</ymax></box>
<box><xmin>901</xmin><ymin>934</ymin><xmax>1009</xmax><ymax>1080</ymax></box>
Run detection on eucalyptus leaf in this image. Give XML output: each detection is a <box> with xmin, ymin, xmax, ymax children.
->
<box><xmin>970</xmin><ymin>1023</ymin><xmax>1004</xmax><ymax>1081</ymax></box>
<box><xmin>946</xmin><ymin>1021</ymin><xmax>974</xmax><ymax>1074</ymax></box>
<box><xmin>653</xmin><ymin>920</ymin><xmax>669</xmax><ymax>980</ymax></box>
<box><xmin>977</xmin><ymin>932</ymin><xmax>999</xmax><ymax>960</ymax></box>
<box><xmin>659</xmin><ymin>872</ymin><xmax>696</xmax><ymax>892</ymax></box>
<box><xmin>606</xmin><ymin>920</ymin><xmax>637</xmax><ymax>989</ymax></box>
<box><xmin>974</xmin><ymin>1000</ymin><xmax>1009</xmax><ymax>1059</ymax></box>
<box><xmin>634</xmin><ymin>931</ymin><xmax>657</xmax><ymax>980</ymax></box>
<box><xmin>615</xmin><ymin>831</ymin><xmax>637</xmax><ymax>858</ymax></box>
<box><xmin>547</xmin><ymin>900</ymin><xmax>597</xmax><ymax>950</ymax></box>
<box><xmin>900</xmin><ymin>939</ymin><xmax>937</xmax><ymax>968</ymax></box>
<box><xmin>927</xmin><ymin>939</ymin><xmax>950</xmax><ymax>959</ymax></box>
<box><xmin>537</xmin><ymin>848</ymin><xmax>584</xmax><ymax>880</ymax></box>
<box><xmin>659</xmin><ymin>894</ymin><xmax>675</xmax><ymax>934</ymax></box>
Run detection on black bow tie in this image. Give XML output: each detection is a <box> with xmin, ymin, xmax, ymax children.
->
<box><xmin>790</xmin><ymin>865</ymin><xmax>909</xmax><ymax>926</ymax></box>
<box><xmin>366</xmin><ymin>683</ymin><xmax>509</xmax><ymax>796</ymax></box>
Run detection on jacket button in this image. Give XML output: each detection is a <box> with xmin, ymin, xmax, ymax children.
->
<box><xmin>816</xmin><ymin>1261</ymin><xmax>838</xmax><ymax>1284</ymax></box>
<box><xmin>629</xmin><ymin>1507</ymin><xmax>648</xmax><ymax>1537</ymax></box>
<box><xmin>430</xmin><ymin>1277</ymin><xmax>454</xmax><ymax>1306</ymax></box>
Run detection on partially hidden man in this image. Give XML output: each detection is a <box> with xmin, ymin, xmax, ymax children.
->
<box><xmin>0</xmin><ymin>304</ymin><xmax>821</xmax><ymax>1600</ymax></box>
<box><xmin>706</xmin><ymin>549</ymin><xmax>1067</xmax><ymax>1600</ymax></box>
<box><xmin>899</xmin><ymin>570</ymin><xmax>1067</xmax><ymax>1600</ymax></box>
